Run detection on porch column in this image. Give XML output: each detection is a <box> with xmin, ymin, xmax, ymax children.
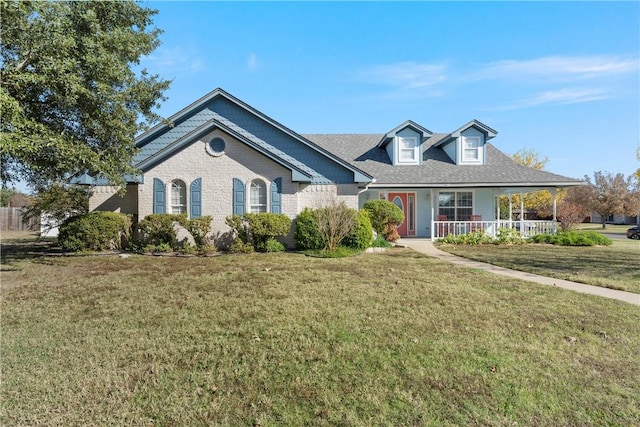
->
<box><xmin>520</xmin><ymin>192</ymin><xmax>524</xmax><ymax>234</ymax></box>
<box><xmin>430</xmin><ymin>190</ymin><xmax>435</xmax><ymax>241</ymax></box>
<box><xmin>508</xmin><ymin>195</ymin><xmax>513</xmax><ymax>224</ymax></box>
<box><xmin>494</xmin><ymin>190</ymin><xmax>500</xmax><ymax>238</ymax></box>
<box><xmin>552</xmin><ymin>188</ymin><xmax>558</xmax><ymax>233</ymax></box>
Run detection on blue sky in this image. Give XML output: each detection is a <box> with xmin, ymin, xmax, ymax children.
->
<box><xmin>140</xmin><ymin>1</ymin><xmax>639</xmax><ymax>181</ymax></box>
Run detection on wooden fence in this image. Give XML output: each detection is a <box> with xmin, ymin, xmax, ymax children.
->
<box><xmin>0</xmin><ymin>207</ymin><xmax>40</xmax><ymax>232</ymax></box>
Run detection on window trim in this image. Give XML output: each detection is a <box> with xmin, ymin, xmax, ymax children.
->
<box><xmin>397</xmin><ymin>136</ymin><xmax>419</xmax><ymax>164</ymax></box>
<box><xmin>170</xmin><ymin>179</ymin><xmax>187</xmax><ymax>214</ymax></box>
<box><xmin>438</xmin><ymin>190</ymin><xmax>474</xmax><ymax>221</ymax></box>
<box><xmin>461</xmin><ymin>136</ymin><xmax>482</xmax><ymax>163</ymax></box>
<box><xmin>249</xmin><ymin>179</ymin><xmax>268</xmax><ymax>213</ymax></box>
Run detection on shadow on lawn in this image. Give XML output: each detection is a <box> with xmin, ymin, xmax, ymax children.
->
<box><xmin>1</xmin><ymin>238</ymin><xmax>64</xmax><ymax>268</ymax></box>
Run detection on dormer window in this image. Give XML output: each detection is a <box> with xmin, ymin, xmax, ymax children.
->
<box><xmin>462</xmin><ymin>136</ymin><xmax>481</xmax><ymax>163</ymax></box>
<box><xmin>398</xmin><ymin>136</ymin><xmax>418</xmax><ymax>163</ymax></box>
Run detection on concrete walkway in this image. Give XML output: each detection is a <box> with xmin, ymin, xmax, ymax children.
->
<box><xmin>398</xmin><ymin>238</ymin><xmax>640</xmax><ymax>306</ymax></box>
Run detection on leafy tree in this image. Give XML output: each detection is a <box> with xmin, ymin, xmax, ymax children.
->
<box><xmin>1</xmin><ymin>187</ymin><xmax>18</xmax><ymax>207</ymax></box>
<box><xmin>556</xmin><ymin>186</ymin><xmax>591</xmax><ymax>230</ymax></box>
<box><xmin>579</xmin><ymin>171</ymin><xmax>637</xmax><ymax>228</ymax></box>
<box><xmin>1</xmin><ymin>0</ymin><xmax>170</xmax><ymax>190</ymax></box>
<box><xmin>504</xmin><ymin>148</ymin><xmax>565</xmax><ymax>218</ymax></box>
<box><xmin>22</xmin><ymin>184</ymin><xmax>90</xmax><ymax>233</ymax></box>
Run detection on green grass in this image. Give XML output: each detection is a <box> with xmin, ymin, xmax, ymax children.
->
<box><xmin>438</xmin><ymin>239</ymin><xmax>640</xmax><ymax>294</ymax></box>
<box><xmin>2</xmin><ymin>240</ymin><xmax>639</xmax><ymax>426</ymax></box>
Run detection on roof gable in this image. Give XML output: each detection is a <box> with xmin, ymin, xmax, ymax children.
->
<box><xmin>135</xmin><ymin>88</ymin><xmax>372</xmax><ymax>184</ymax></box>
<box><xmin>433</xmin><ymin>119</ymin><xmax>498</xmax><ymax>148</ymax></box>
<box><xmin>377</xmin><ymin>120</ymin><xmax>433</xmax><ymax>148</ymax></box>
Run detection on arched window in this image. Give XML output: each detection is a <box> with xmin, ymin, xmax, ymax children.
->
<box><xmin>170</xmin><ymin>179</ymin><xmax>187</xmax><ymax>214</ymax></box>
<box><xmin>249</xmin><ymin>179</ymin><xmax>267</xmax><ymax>213</ymax></box>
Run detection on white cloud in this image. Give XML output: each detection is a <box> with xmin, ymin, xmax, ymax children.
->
<box><xmin>356</xmin><ymin>62</ymin><xmax>448</xmax><ymax>89</ymax></box>
<box><xmin>494</xmin><ymin>88</ymin><xmax>610</xmax><ymax>111</ymax></box>
<box><xmin>471</xmin><ymin>55</ymin><xmax>638</xmax><ymax>83</ymax></box>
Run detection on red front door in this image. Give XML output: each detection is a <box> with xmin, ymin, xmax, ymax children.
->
<box><xmin>387</xmin><ymin>192</ymin><xmax>416</xmax><ymax>237</ymax></box>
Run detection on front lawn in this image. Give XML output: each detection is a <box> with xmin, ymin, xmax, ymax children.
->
<box><xmin>438</xmin><ymin>239</ymin><xmax>640</xmax><ymax>294</ymax></box>
<box><xmin>2</xmin><ymin>246</ymin><xmax>639</xmax><ymax>426</ymax></box>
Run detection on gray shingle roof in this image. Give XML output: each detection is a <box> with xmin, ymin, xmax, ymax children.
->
<box><xmin>304</xmin><ymin>134</ymin><xmax>582</xmax><ymax>187</ymax></box>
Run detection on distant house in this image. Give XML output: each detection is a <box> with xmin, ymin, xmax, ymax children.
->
<box><xmin>589</xmin><ymin>213</ymin><xmax>640</xmax><ymax>225</ymax></box>
<box><xmin>78</xmin><ymin>88</ymin><xmax>583</xmax><ymax>245</ymax></box>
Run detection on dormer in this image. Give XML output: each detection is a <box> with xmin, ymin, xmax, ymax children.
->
<box><xmin>434</xmin><ymin>120</ymin><xmax>497</xmax><ymax>165</ymax></box>
<box><xmin>377</xmin><ymin>120</ymin><xmax>433</xmax><ymax>166</ymax></box>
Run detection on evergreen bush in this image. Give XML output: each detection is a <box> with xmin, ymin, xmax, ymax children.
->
<box><xmin>294</xmin><ymin>208</ymin><xmax>324</xmax><ymax>250</ymax></box>
<box><xmin>58</xmin><ymin>211</ymin><xmax>131</xmax><ymax>252</ymax></box>
<box><xmin>362</xmin><ymin>199</ymin><xmax>404</xmax><ymax>241</ymax></box>
<box><xmin>342</xmin><ymin>210</ymin><xmax>374</xmax><ymax>250</ymax></box>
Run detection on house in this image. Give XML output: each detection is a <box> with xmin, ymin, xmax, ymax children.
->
<box><xmin>80</xmin><ymin>88</ymin><xmax>583</xmax><ymax>245</ymax></box>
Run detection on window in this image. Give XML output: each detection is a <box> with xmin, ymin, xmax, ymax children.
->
<box><xmin>398</xmin><ymin>136</ymin><xmax>418</xmax><ymax>163</ymax></box>
<box><xmin>249</xmin><ymin>179</ymin><xmax>267</xmax><ymax>213</ymax></box>
<box><xmin>170</xmin><ymin>180</ymin><xmax>187</xmax><ymax>214</ymax></box>
<box><xmin>438</xmin><ymin>191</ymin><xmax>473</xmax><ymax>221</ymax></box>
<box><xmin>462</xmin><ymin>136</ymin><xmax>481</xmax><ymax>162</ymax></box>
<box><xmin>206</xmin><ymin>137</ymin><xmax>226</xmax><ymax>157</ymax></box>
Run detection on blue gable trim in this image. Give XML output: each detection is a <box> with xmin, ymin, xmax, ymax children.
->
<box><xmin>71</xmin><ymin>173</ymin><xmax>143</xmax><ymax>185</ymax></box>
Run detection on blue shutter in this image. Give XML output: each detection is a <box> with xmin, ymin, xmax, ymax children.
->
<box><xmin>190</xmin><ymin>178</ymin><xmax>202</xmax><ymax>218</ymax></box>
<box><xmin>233</xmin><ymin>178</ymin><xmax>245</xmax><ymax>215</ymax></box>
<box><xmin>270</xmin><ymin>177</ymin><xmax>282</xmax><ymax>214</ymax></box>
<box><xmin>153</xmin><ymin>178</ymin><xmax>166</xmax><ymax>214</ymax></box>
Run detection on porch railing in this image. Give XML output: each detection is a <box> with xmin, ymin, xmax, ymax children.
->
<box><xmin>432</xmin><ymin>220</ymin><xmax>557</xmax><ymax>240</ymax></box>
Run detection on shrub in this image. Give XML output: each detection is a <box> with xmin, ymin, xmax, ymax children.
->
<box><xmin>440</xmin><ymin>230</ymin><xmax>493</xmax><ymax>245</ymax></box>
<box><xmin>316</xmin><ymin>200</ymin><xmax>357</xmax><ymax>252</ymax></box>
<box><xmin>495</xmin><ymin>227</ymin><xmax>524</xmax><ymax>245</ymax></box>
<box><xmin>341</xmin><ymin>210</ymin><xmax>373</xmax><ymax>250</ymax></box>
<box><xmin>187</xmin><ymin>215</ymin><xmax>213</xmax><ymax>248</ymax></box>
<box><xmin>137</xmin><ymin>214</ymin><xmax>188</xmax><ymax>249</ymax></box>
<box><xmin>363</xmin><ymin>199</ymin><xmax>404</xmax><ymax>241</ymax></box>
<box><xmin>227</xmin><ymin>238</ymin><xmax>254</xmax><ymax>254</ymax></box>
<box><xmin>528</xmin><ymin>231</ymin><xmax>612</xmax><ymax>246</ymax></box>
<box><xmin>371</xmin><ymin>234</ymin><xmax>393</xmax><ymax>248</ymax></box>
<box><xmin>58</xmin><ymin>211</ymin><xmax>131</xmax><ymax>252</ymax></box>
<box><xmin>294</xmin><ymin>208</ymin><xmax>324</xmax><ymax>250</ymax></box>
<box><xmin>260</xmin><ymin>238</ymin><xmax>286</xmax><ymax>253</ymax></box>
<box><xmin>226</xmin><ymin>213</ymin><xmax>291</xmax><ymax>252</ymax></box>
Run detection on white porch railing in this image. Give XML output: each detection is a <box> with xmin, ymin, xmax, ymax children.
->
<box><xmin>432</xmin><ymin>220</ymin><xmax>557</xmax><ymax>240</ymax></box>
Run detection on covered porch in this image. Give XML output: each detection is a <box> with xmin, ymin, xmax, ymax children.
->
<box><xmin>430</xmin><ymin>187</ymin><xmax>561</xmax><ymax>241</ymax></box>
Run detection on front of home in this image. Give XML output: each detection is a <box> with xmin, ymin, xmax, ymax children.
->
<box><xmin>81</xmin><ymin>88</ymin><xmax>582</xmax><ymax>245</ymax></box>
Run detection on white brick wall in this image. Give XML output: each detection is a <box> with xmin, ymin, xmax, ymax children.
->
<box><xmin>134</xmin><ymin>129</ymin><xmax>357</xmax><ymax>246</ymax></box>
<box><xmin>89</xmin><ymin>184</ymin><xmax>138</xmax><ymax>215</ymax></box>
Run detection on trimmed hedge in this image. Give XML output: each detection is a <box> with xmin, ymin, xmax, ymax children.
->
<box><xmin>528</xmin><ymin>231</ymin><xmax>612</xmax><ymax>246</ymax></box>
<box><xmin>58</xmin><ymin>211</ymin><xmax>131</xmax><ymax>252</ymax></box>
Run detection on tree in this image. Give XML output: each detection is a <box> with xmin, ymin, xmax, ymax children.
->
<box><xmin>22</xmin><ymin>184</ymin><xmax>90</xmax><ymax>234</ymax></box>
<box><xmin>505</xmin><ymin>148</ymin><xmax>564</xmax><ymax>218</ymax></box>
<box><xmin>1</xmin><ymin>1</ymin><xmax>170</xmax><ymax>190</ymax></box>
<box><xmin>581</xmin><ymin>171</ymin><xmax>636</xmax><ymax>228</ymax></box>
<box><xmin>556</xmin><ymin>186</ymin><xmax>592</xmax><ymax>230</ymax></box>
